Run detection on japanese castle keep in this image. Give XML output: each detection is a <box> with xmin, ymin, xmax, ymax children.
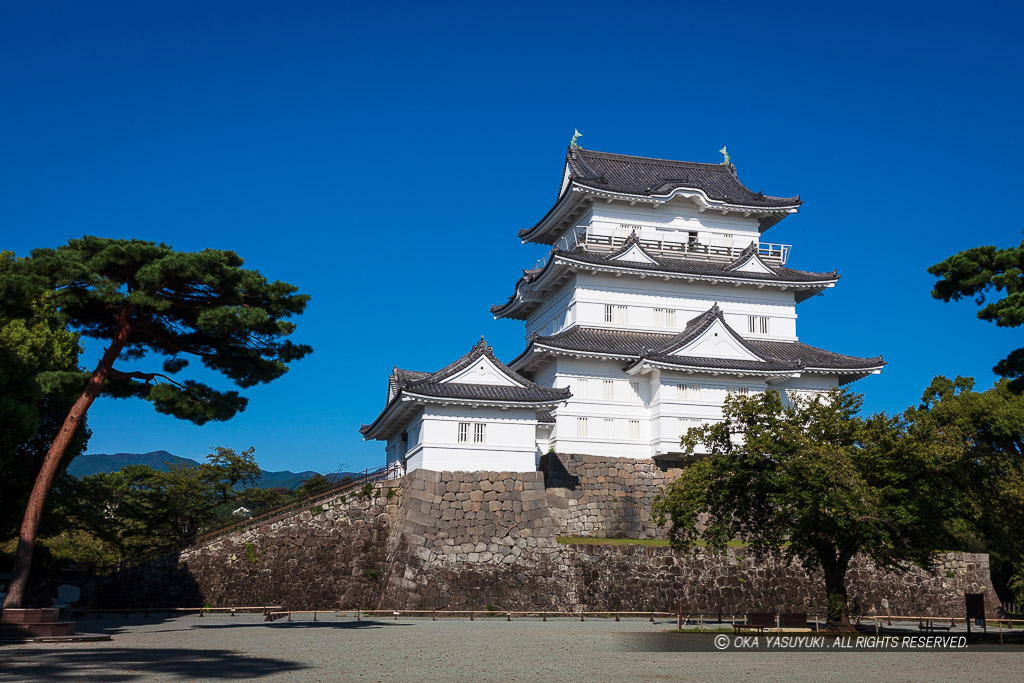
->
<box><xmin>361</xmin><ymin>145</ymin><xmax>884</xmax><ymax>473</ymax></box>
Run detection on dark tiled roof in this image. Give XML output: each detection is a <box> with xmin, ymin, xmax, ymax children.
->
<box><xmin>512</xmin><ymin>308</ymin><xmax>884</xmax><ymax>376</ymax></box>
<box><xmin>566</xmin><ymin>147</ymin><xmax>801</xmax><ymax>208</ymax></box>
<box><xmin>362</xmin><ymin>338</ymin><xmax>571</xmax><ymax>437</ymax></box>
<box><xmin>634</xmin><ymin>305</ymin><xmax>796</xmax><ymax>370</ymax></box>
<box><xmin>491</xmin><ymin>241</ymin><xmax>838</xmax><ymax>317</ymax></box>
<box><xmin>746</xmin><ymin>340</ymin><xmax>885</xmax><ymax>371</ymax></box>
<box><xmin>557</xmin><ymin>243</ymin><xmax>836</xmax><ymax>283</ymax></box>
<box><xmin>527</xmin><ymin>327</ymin><xmax>674</xmax><ymax>357</ymax></box>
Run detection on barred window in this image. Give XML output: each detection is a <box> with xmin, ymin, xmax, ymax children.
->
<box><xmin>604</xmin><ymin>304</ymin><xmax>627</xmax><ymax>324</ymax></box>
<box><xmin>458</xmin><ymin>422</ymin><xmax>469</xmax><ymax>443</ymax></box>
<box><xmin>748</xmin><ymin>316</ymin><xmax>770</xmax><ymax>335</ymax></box>
<box><xmin>577</xmin><ymin>417</ymin><xmax>588</xmax><ymax>437</ymax></box>
<box><xmin>473</xmin><ymin>423</ymin><xmax>486</xmax><ymax>444</ymax></box>
<box><xmin>603</xmin><ymin>380</ymin><xmax>615</xmax><ymax>400</ymax></box>
<box><xmin>679</xmin><ymin>384</ymin><xmax>702</xmax><ymax>400</ymax></box>
<box><xmin>629</xmin><ymin>420</ymin><xmax>640</xmax><ymax>441</ymax></box>
<box><xmin>654</xmin><ymin>308</ymin><xmax>677</xmax><ymax>328</ymax></box>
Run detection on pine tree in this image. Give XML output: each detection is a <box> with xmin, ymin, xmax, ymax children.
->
<box><xmin>3</xmin><ymin>237</ymin><xmax>311</xmax><ymax>607</ymax></box>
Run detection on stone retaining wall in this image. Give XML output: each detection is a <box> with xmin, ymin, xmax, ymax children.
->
<box><xmin>97</xmin><ymin>480</ymin><xmax>401</xmax><ymax>610</ymax></box>
<box><xmin>568</xmin><ymin>544</ymin><xmax>998</xmax><ymax>616</ymax></box>
<box><xmin>93</xmin><ymin>461</ymin><xmax>1001</xmax><ymax>617</ymax></box>
<box><xmin>379</xmin><ymin>469</ymin><xmax>568</xmax><ymax>610</ymax></box>
<box><xmin>542</xmin><ymin>453</ymin><xmax>681</xmax><ymax>539</ymax></box>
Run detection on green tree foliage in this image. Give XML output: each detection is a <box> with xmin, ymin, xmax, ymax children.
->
<box><xmin>929</xmin><ymin>238</ymin><xmax>1024</xmax><ymax>391</ymax></box>
<box><xmin>292</xmin><ymin>473</ymin><xmax>332</xmax><ymax>500</ymax></box>
<box><xmin>914</xmin><ymin>376</ymin><xmax>1024</xmax><ymax>601</ymax></box>
<box><xmin>652</xmin><ymin>389</ymin><xmax>962</xmax><ymax>630</ymax></box>
<box><xmin>0</xmin><ymin>251</ymin><xmax>89</xmax><ymax>537</ymax></box>
<box><xmin>60</xmin><ymin>447</ymin><xmax>263</xmax><ymax>558</ymax></box>
<box><xmin>4</xmin><ymin>237</ymin><xmax>311</xmax><ymax>607</ymax></box>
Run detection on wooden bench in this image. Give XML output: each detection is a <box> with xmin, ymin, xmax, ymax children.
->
<box><xmin>734</xmin><ymin>612</ymin><xmax>775</xmax><ymax>633</ymax></box>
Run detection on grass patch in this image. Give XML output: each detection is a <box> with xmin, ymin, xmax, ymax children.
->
<box><xmin>557</xmin><ymin>536</ymin><xmax>748</xmax><ymax>548</ymax></box>
<box><xmin>557</xmin><ymin>536</ymin><xmax>670</xmax><ymax>546</ymax></box>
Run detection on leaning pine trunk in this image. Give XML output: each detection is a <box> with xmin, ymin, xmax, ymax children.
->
<box><xmin>4</xmin><ymin>314</ymin><xmax>129</xmax><ymax>608</ymax></box>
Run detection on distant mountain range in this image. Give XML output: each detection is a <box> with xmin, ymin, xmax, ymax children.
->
<box><xmin>67</xmin><ymin>451</ymin><xmax>328</xmax><ymax>490</ymax></box>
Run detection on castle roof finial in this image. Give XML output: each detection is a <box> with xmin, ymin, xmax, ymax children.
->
<box><xmin>718</xmin><ymin>145</ymin><xmax>731</xmax><ymax>166</ymax></box>
<box><xmin>570</xmin><ymin>128</ymin><xmax>583</xmax><ymax>148</ymax></box>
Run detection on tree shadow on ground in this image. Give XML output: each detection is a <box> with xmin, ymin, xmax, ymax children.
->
<box><xmin>70</xmin><ymin>615</ymin><xmax>407</xmax><ymax>637</ymax></box>
<box><xmin>191</xmin><ymin>619</ymin><xmax>410</xmax><ymax>630</ymax></box>
<box><xmin>0</xmin><ymin>647</ymin><xmax>308</xmax><ymax>680</ymax></box>
<box><xmin>70</xmin><ymin>613</ymin><xmax>215</xmax><ymax>637</ymax></box>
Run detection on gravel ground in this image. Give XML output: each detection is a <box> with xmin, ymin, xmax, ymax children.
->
<box><xmin>1</xmin><ymin>613</ymin><xmax>1021</xmax><ymax>681</ymax></box>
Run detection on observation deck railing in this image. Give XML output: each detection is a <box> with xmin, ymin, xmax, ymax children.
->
<box><xmin>534</xmin><ymin>228</ymin><xmax>791</xmax><ymax>269</ymax></box>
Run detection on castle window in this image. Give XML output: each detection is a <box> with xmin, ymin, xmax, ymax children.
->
<box><xmin>679</xmin><ymin>417</ymin><xmax>702</xmax><ymax>435</ymax></box>
<box><xmin>603</xmin><ymin>380</ymin><xmax>615</xmax><ymax>400</ymax></box>
<box><xmin>473</xmin><ymin>423</ymin><xmax>486</xmax><ymax>444</ymax></box>
<box><xmin>577</xmin><ymin>378</ymin><xmax>588</xmax><ymax>397</ymax></box>
<box><xmin>577</xmin><ymin>417</ymin><xmax>588</xmax><ymax>437</ymax></box>
<box><xmin>630</xmin><ymin>381</ymin><xmax>641</xmax><ymax>401</ymax></box>
<box><xmin>654</xmin><ymin>308</ymin><xmax>677</xmax><ymax>328</ymax></box>
<box><xmin>679</xmin><ymin>384</ymin><xmax>702</xmax><ymax>400</ymax></box>
<box><xmin>458</xmin><ymin>422</ymin><xmax>469</xmax><ymax>443</ymax></box>
<box><xmin>604</xmin><ymin>304</ymin><xmax>627</xmax><ymax>324</ymax></box>
<box><xmin>603</xmin><ymin>418</ymin><xmax>615</xmax><ymax>438</ymax></box>
<box><xmin>748</xmin><ymin>316</ymin><xmax>770</xmax><ymax>335</ymax></box>
<box><xmin>629</xmin><ymin>420</ymin><xmax>640</xmax><ymax>441</ymax></box>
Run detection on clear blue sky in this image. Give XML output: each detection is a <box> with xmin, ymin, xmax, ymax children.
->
<box><xmin>2</xmin><ymin>1</ymin><xmax>1021</xmax><ymax>474</ymax></box>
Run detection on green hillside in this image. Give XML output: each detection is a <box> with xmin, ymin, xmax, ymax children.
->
<box><xmin>68</xmin><ymin>451</ymin><xmax>327</xmax><ymax>490</ymax></box>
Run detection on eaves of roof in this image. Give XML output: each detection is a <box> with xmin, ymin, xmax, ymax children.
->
<box><xmin>491</xmin><ymin>248</ymin><xmax>838</xmax><ymax>320</ymax></box>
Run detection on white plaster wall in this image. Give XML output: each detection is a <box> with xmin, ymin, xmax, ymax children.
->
<box><xmin>775</xmin><ymin>374</ymin><xmax>841</xmax><ymax>406</ymax></box>
<box><xmin>548</xmin><ymin>357</ymin><xmax>653</xmax><ymax>459</ymax></box>
<box><xmin>411</xmin><ymin>405</ymin><xmax>538</xmax><ymax>473</ymax></box>
<box><xmin>385</xmin><ymin>408</ymin><xmax>424</xmax><ymax>468</ymax></box>
<box><xmin>524</xmin><ymin>280</ymin><xmax>578</xmax><ymax>338</ymax></box>
<box><xmin>586</xmin><ymin>201</ymin><xmax>763</xmax><ymax>245</ymax></box>
<box><xmin>574</xmin><ymin>273</ymin><xmax>798</xmax><ymax>339</ymax></box>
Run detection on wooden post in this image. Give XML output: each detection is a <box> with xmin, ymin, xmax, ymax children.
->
<box><xmin>677</xmin><ymin>601</ymin><xmax>683</xmax><ymax>631</ymax></box>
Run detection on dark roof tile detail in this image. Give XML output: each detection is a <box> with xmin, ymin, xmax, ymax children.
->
<box><xmin>566</xmin><ymin>147</ymin><xmax>801</xmax><ymax>208</ymax></box>
<box><xmin>492</xmin><ymin>248</ymin><xmax>838</xmax><ymax>317</ymax></box>
<box><xmin>513</xmin><ymin>310</ymin><xmax>884</xmax><ymax>376</ymax></box>
<box><xmin>362</xmin><ymin>338</ymin><xmax>571</xmax><ymax>437</ymax></box>
<box><xmin>556</xmin><ymin>247</ymin><xmax>837</xmax><ymax>283</ymax></box>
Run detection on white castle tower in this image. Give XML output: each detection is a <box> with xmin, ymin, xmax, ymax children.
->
<box><xmin>363</xmin><ymin>145</ymin><xmax>883</xmax><ymax>471</ymax></box>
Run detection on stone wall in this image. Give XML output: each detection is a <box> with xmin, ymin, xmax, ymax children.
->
<box><xmin>94</xmin><ymin>460</ymin><xmax>1002</xmax><ymax>617</ymax></box>
<box><xmin>542</xmin><ymin>453</ymin><xmax>681</xmax><ymax>539</ymax></box>
<box><xmin>97</xmin><ymin>480</ymin><xmax>401</xmax><ymax>610</ymax></box>
<box><xmin>379</xmin><ymin>469</ymin><xmax>568</xmax><ymax>610</ymax></box>
<box><xmin>568</xmin><ymin>544</ymin><xmax>998</xmax><ymax>616</ymax></box>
